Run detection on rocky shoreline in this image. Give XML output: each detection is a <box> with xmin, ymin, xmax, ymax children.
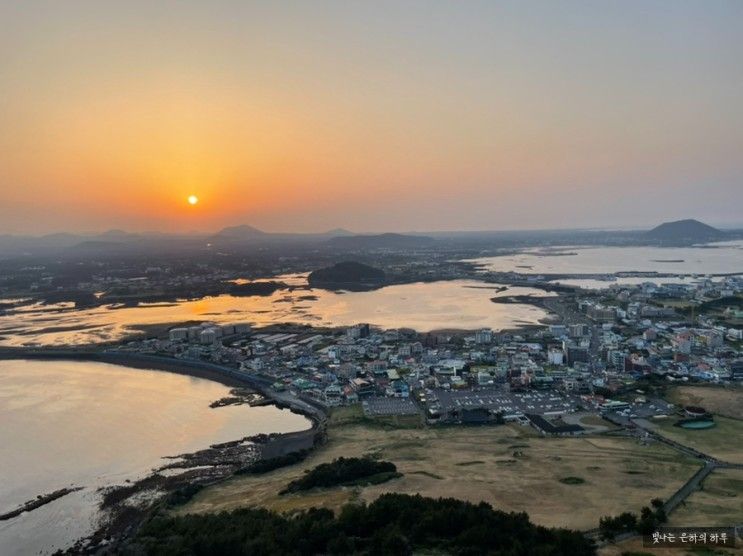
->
<box><xmin>209</xmin><ymin>388</ymin><xmax>271</xmax><ymax>408</ymax></box>
<box><xmin>0</xmin><ymin>352</ymin><xmax>327</xmax><ymax>555</ymax></box>
<box><xmin>490</xmin><ymin>294</ymin><xmax>547</xmax><ymax>305</ymax></box>
<box><xmin>73</xmin><ymin>426</ymin><xmax>322</xmax><ymax>554</ymax></box>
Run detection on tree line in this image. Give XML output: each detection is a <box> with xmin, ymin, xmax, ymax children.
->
<box><xmin>598</xmin><ymin>498</ymin><xmax>668</xmax><ymax>541</ymax></box>
<box><xmin>128</xmin><ymin>493</ymin><xmax>596</xmax><ymax>555</ymax></box>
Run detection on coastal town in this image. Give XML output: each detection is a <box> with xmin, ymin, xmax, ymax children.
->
<box><xmin>4</xmin><ymin>1</ymin><xmax>743</xmax><ymax>552</ymax></box>
<box><xmin>112</xmin><ymin>271</ymin><xmax>743</xmax><ymax>433</ymax></box>
<box><xmin>1</xmin><ymin>227</ymin><xmax>742</xmax><ymax>554</ymax></box>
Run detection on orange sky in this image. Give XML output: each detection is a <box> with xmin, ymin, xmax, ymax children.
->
<box><xmin>1</xmin><ymin>1</ymin><xmax>742</xmax><ymax>233</ymax></box>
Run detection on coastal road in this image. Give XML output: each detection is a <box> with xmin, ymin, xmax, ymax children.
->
<box><xmin>0</xmin><ymin>349</ymin><xmax>329</xmax><ymax>424</ymax></box>
<box><xmin>588</xmin><ymin>415</ymin><xmax>743</xmax><ymax>546</ymax></box>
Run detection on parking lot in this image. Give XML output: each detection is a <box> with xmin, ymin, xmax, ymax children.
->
<box><xmin>428</xmin><ymin>387</ymin><xmax>579</xmax><ymax>418</ymax></box>
<box><xmin>362</xmin><ymin>397</ymin><xmax>420</xmax><ymax>416</ymax></box>
<box><xmin>604</xmin><ymin>397</ymin><xmax>675</xmax><ymax>426</ymax></box>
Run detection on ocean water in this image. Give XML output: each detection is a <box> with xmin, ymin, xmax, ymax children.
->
<box><xmin>550</xmin><ymin>275</ymin><xmax>735</xmax><ymax>290</ymax></box>
<box><xmin>467</xmin><ymin>241</ymin><xmax>743</xmax><ymax>276</ymax></box>
<box><xmin>0</xmin><ymin>359</ymin><xmax>310</xmax><ymax>555</ymax></box>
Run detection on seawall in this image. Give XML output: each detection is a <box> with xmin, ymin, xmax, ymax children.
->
<box><xmin>0</xmin><ymin>349</ymin><xmax>328</xmax><ymax>430</ymax></box>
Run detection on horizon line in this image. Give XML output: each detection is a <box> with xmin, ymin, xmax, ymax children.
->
<box><xmin>2</xmin><ymin>219</ymin><xmax>743</xmax><ymax>239</ymax></box>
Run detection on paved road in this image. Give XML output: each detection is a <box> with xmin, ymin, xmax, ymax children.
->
<box><xmin>0</xmin><ymin>349</ymin><xmax>329</xmax><ymax>424</ymax></box>
<box><xmin>632</xmin><ymin>418</ymin><xmax>725</xmax><ymax>463</ymax></box>
<box><xmin>502</xmin><ymin>294</ymin><xmax>738</xmax><ymax>545</ymax></box>
<box><xmin>665</xmin><ymin>462</ymin><xmax>717</xmax><ymax>514</ymax></box>
<box><xmin>585</xmin><ymin>462</ymin><xmax>718</xmax><ymax>545</ymax></box>
<box><xmin>587</xmin><ymin>417</ymin><xmax>743</xmax><ymax>546</ymax></box>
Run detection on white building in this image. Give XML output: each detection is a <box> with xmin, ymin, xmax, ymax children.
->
<box><xmin>200</xmin><ymin>328</ymin><xmax>218</xmax><ymax>345</ymax></box>
<box><xmin>475</xmin><ymin>328</ymin><xmax>493</xmax><ymax>344</ymax></box>
<box><xmin>547</xmin><ymin>348</ymin><xmax>564</xmax><ymax>366</ymax></box>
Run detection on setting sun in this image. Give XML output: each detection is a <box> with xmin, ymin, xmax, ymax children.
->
<box><xmin>187</xmin><ymin>195</ymin><xmax>199</xmax><ymax>206</ymax></box>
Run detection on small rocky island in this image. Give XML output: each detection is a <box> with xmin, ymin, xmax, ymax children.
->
<box><xmin>307</xmin><ymin>261</ymin><xmax>386</xmax><ymax>290</ymax></box>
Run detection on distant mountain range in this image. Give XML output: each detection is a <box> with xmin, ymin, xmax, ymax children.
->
<box><xmin>645</xmin><ymin>219</ymin><xmax>725</xmax><ymax>242</ymax></box>
<box><xmin>328</xmin><ymin>233</ymin><xmax>436</xmax><ymax>249</ymax></box>
<box><xmin>0</xmin><ymin>219</ymin><xmax>738</xmax><ymax>257</ymax></box>
<box><xmin>210</xmin><ymin>225</ymin><xmax>353</xmax><ymax>243</ymax></box>
<box><xmin>0</xmin><ymin>225</ymin><xmax>425</xmax><ymax>257</ymax></box>
<box><xmin>213</xmin><ymin>224</ymin><xmax>267</xmax><ymax>240</ymax></box>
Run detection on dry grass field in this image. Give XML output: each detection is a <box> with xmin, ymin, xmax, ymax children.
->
<box><xmin>668</xmin><ymin>385</ymin><xmax>743</xmax><ymax>421</ymax></box>
<box><xmin>649</xmin><ymin>415</ymin><xmax>743</xmax><ymax>464</ymax></box>
<box><xmin>599</xmin><ymin>536</ymin><xmax>743</xmax><ymax>556</ymax></box>
<box><xmin>179</xmin><ymin>410</ymin><xmax>700</xmax><ymax>531</ymax></box>
<box><xmin>669</xmin><ymin>468</ymin><xmax>743</xmax><ymax>528</ymax></box>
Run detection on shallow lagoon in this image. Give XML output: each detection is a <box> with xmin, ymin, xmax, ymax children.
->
<box><xmin>0</xmin><ymin>280</ymin><xmax>553</xmax><ymax>346</ymax></box>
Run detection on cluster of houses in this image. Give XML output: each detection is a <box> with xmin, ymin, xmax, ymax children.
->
<box><xmin>114</xmin><ymin>274</ymin><xmax>741</xmax><ymax>431</ymax></box>
<box><xmin>576</xmin><ymin>276</ymin><xmax>742</xmax><ymax>385</ymax></box>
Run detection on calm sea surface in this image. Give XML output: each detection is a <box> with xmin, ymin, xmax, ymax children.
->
<box><xmin>550</xmin><ymin>275</ymin><xmax>734</xmax><ymax>290</ymax></box>
<box><xmin>0</xmin><ymin>280</ymin><xmax>552</xmax><ymax>347</ymax></box>
<box><xmin>468</xmin><ymin>241</ymin><xmax>743</xmax><ymax>275</ymax></box>
<box><xmin>0</xmin><ymin>359</ymin><xmax>310</xmax><ymax>555</ymax></box>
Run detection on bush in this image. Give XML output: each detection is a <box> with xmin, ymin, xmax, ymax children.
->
<box><xmin>166</xmin><ymin>483</ymin><xmax>204</xmax><ymax>507</ymax></box>
<box><xmin>236</xmin><ymin>450</ymin><xmax>310</xmax><ymax>475</ymax></box>
<box><xmin>281</xmin><ymin>457</ymin><xmax>399</xmax><ymax>493</ymax></box>
<box><xmin>599</xmin><ymin>500</ymin><xmax>666</xmax><ymax>541</ymax></box>
<box><xmin>599</xmin><ymin>512</ymin><xmax>637</xmax><ymax>541</ymax></box>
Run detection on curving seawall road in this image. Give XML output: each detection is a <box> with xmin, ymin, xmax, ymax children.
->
<box><xmin>0</xmin><ymin>348</ymin><xmax>328</xmax><ymax>427</ymax></box>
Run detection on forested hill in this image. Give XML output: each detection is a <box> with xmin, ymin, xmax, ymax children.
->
<box><xmin>308</xmin><ymin>261</ymin><xmax>386</xmax><ymax>289</ymax></box>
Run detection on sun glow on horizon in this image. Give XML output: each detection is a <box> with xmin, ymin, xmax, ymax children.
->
<box><xmin>1</xmin><ymin>2</ymin><xmax>741</xmax><ymax>233</ymax></box>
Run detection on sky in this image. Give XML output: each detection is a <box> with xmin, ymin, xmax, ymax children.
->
<box><xmin>1</xmin><ymin>1</ymin><xmax>742</xmax><ymax>234</ymax></box>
